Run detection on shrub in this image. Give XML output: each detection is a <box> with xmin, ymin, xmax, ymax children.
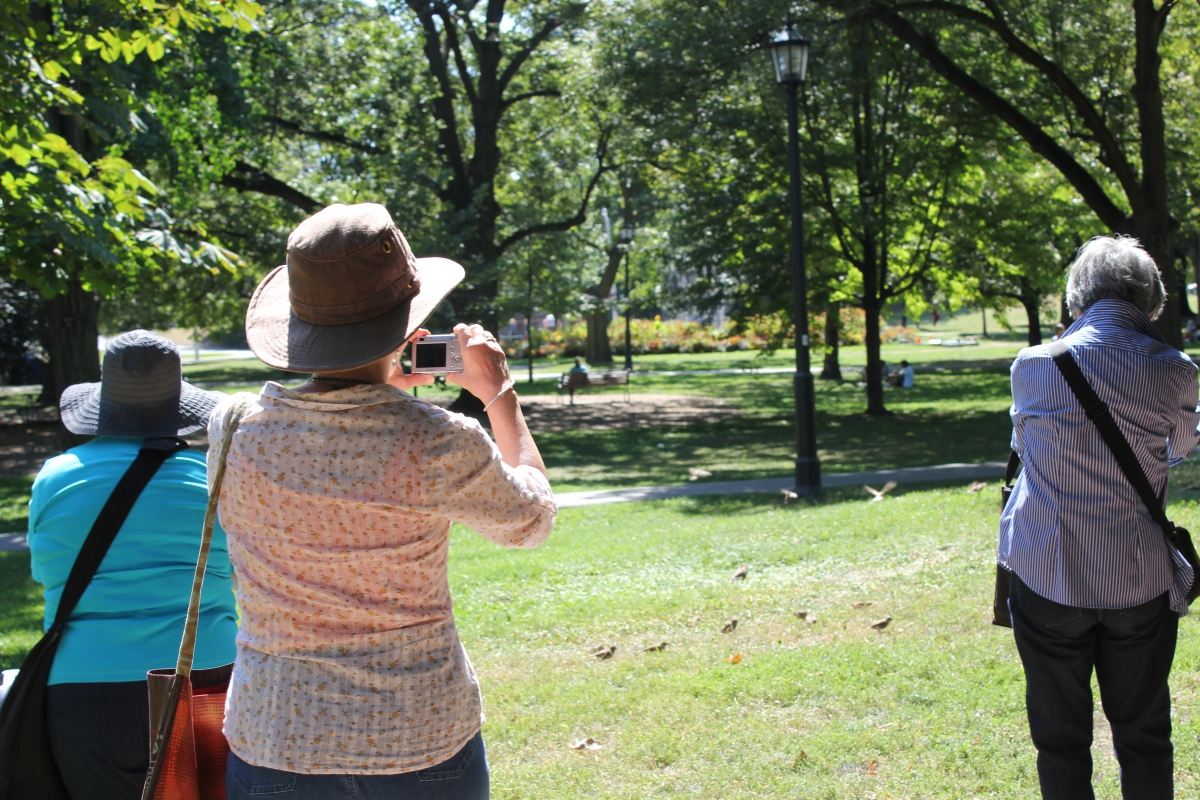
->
<box><xmin>503</xmin><ymin>316</ymin><xmax>776</xmax><ymax>359</ymax></box>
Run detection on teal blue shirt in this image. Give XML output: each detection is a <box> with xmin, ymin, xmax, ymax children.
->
<box><xmin>28</xmin><ymin>437</ymin><xmax>238</xmax><ymax>684</ymax></box>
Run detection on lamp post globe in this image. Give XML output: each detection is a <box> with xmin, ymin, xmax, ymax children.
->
<box><xmin>770</xmin><ymin>15</ymin><xmax>821</xmax><ymax>496</ymax></box>
<box><xmin>620</xmin><ymin>221</ymin><xmax>635</xmax><ymax>371</ymax></box>
<box><xmin>769</xmin><ymin>20</ymin><xmax>810</xmax><ymax>85</ymax></box>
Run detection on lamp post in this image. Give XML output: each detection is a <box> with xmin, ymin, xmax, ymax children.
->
<box><xmin>769</xmin><ymin>16</ymin><xmax>820</xmax><ymax>496</ymax></box>
<box><xmin>620</xmin><ymin>220</ymin><xmax>635</xmax><ymax>371</ymax></box>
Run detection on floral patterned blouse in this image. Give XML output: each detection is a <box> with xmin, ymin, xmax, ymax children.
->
<box><xmin>208</xmin><ymin>383</ymin><xmax>555</xmax><ymax>774</ymax></box>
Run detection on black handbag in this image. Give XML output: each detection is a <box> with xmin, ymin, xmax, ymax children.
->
<box><xmin>0</xmin><ymin>438</ymin><xmax>186</xmax><ymax>800</ymax></box>
<box><xmin>992</xmin><ymin>451</ymin><xmax>1021</xmax><ymax>628</ymax></box>
<box><xmin>1046</xmin><ymin>342</ymin><xmax>1200</xmax><ymax>605</ymax></box>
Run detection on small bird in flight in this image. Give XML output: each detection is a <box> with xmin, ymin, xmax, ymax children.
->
<box><xmin>864</xmin><ymin>481</ymin><xmax>898</xmax><ymax>502</ymax></box>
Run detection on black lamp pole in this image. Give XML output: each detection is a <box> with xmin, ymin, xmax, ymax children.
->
<box><xmin>771</xmin><ymin>16</ymin><xmax>821</xmax><ymax>496</ymax></box>
<box><xmin>620</xmin><ymin>219</ymin><xmax>635</xmax><ymax>371</ymax></box>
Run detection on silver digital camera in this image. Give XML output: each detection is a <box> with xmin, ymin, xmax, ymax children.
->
<box><xmin>412</xmin><ymin>334</ymin><xmax>464</xmax><ymax>373</ymax></box>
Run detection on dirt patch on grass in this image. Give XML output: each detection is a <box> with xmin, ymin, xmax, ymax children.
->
<box><xmin>0</xmin><ymin>393</ymin><xmax>736</xmax><ymax>476</ymax></box>
<box><xmin>0</xmin><ymin>424</ymin><xmax>67</xmax><ymax>477</ymax></box>
<box><xmin>420</xmin><ymin>392</ymin><xmax>741</xmax><ymax>433</ymax></box>
<box><xmin>0</xmin><ymin>423</ymin><xmax>213</xmax><ymax>477</ymax></box>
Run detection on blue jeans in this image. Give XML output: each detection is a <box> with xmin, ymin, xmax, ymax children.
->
<box><xmin>1009</xmin><ymin>574</ymin><xmax>1177</xmax><ymax>800</ymax></box>
<box><xmin>226</xmin><ymin>731</ymin><xmax>489</xmax><ymax>799</ymax></box>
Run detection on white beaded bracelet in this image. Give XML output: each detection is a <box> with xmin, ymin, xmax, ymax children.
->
<box><xmin>483</xmin><ymin>382</ymin><xmax>515</xmax><ymax>411</ymax></box>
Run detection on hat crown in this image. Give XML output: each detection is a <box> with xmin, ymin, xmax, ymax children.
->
<box><xmin>101</xmin><ymin>330</ymin><xmax>182</xmax><ymax>408</ymax></box>
<box><xmin>286</xmin><ymin>203</ymin><xmax>421</xmax><ymax>326</ymax></box>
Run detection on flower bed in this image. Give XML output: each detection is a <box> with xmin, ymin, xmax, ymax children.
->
<box><xmin>503</xmin><ymin>317</ymin><xmax>773</xmax><ymax>359</ymax></box>
<box><xmin>501</xmin><ymin>308</ymin><xmax>875</xmax><ymax>360</ymax></box>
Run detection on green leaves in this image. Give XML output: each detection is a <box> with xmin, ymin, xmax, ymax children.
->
<box><xmin>1</xmin><ymin>0</ymin><xmax>264</xmax><ymax>299</ymax></box>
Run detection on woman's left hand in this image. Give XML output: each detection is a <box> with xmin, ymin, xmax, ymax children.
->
<box><xmin>386</xmin><ymin>328</ymin><xmax>436</xmax><ymax>392</ymax></box>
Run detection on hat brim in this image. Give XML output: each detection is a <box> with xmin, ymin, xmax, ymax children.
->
<box><xmin>59</xmin><ymin>380</ymin><xmax>223</xmax><ymax>438</ymax></box>
<box><xmin>244</xmin><ymin>257</ymin><xmax>465</xmax><ymax>372</ymax></box>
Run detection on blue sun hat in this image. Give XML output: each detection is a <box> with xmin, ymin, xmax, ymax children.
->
<box><xmin>58</xmin><ymin>330</ymin><xmax>223</xmax><ymax>437</ymax></box>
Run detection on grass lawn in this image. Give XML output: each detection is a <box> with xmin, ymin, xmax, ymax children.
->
<box><xmin>0</xmin><ymin>391</ymin><xmax>42</xmax><ymax>411</ymax></box>
<box><xmin>6</xmin><ymin>475</ymin><xmax>1200</xmax><ymax>795</ymax></box>
<box><xmin>0</xmin><ymin>477</ymin><xmax>32</xmax><ymax>534</ymax></box>
<box><xmin>522</xmin><ymin>368</ymin><xmax>1014</xmax><ymax>492</ymax></box>
<box><xmin>180</xmin><ymin>356</ymin><xmax>1015</xmax><ymax>493</ymax></box>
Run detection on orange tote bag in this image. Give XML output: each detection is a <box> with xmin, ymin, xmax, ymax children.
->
<box><xmin>141</xmin><ymin>398</ymin><xmax>251</xmax><ymax>800</ymax></box>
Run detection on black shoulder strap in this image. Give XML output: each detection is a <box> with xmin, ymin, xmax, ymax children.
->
<box><xmin>52</xmin><ymin>437</ymin><xmax>187</xmax><ymax>627</ymax></box>
<box><xmin>1004</xmin><ymin>450</ymin><xmax>1020</xmax><ymax>486</ymax></box>
<box><xmin>1046</xmin><ymin>341</ymin><xmax>1175</xmax><ymax>536</ymax></box>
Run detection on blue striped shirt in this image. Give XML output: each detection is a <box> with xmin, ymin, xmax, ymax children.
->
<box><xmin>999</xmin><ymin>299</ymin><xmax>1200</xmax><ymax>614</ymax></box>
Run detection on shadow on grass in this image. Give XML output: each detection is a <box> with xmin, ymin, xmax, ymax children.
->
<box><xmin>0</xmin><ymin>477</ymin><xmax>32</xmax><ymax>534</ymax></box>
<box><xmin>672</xmin><ymin>480</ymin><xmax>980</xmax><ymax>516</ymax></box>
<box><xmin>181</xmin><ymin>361</ymin><xmax>293</xmax><ymax>385</ymax></box>
<box><xmin>540</xmin><ymin>404</ymin><xmax>1012</xmax><ymax>491</ymax></box>
<box><xmin>0</xmin><ymin>551</ymin><xmax>43</xmax><ymax>669</ymax></box>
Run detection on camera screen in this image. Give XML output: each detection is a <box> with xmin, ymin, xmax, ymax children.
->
<box><xmin>415</xmin><ymin>342</ymin><xmax>448</xmax><ymax>369</ymax></box>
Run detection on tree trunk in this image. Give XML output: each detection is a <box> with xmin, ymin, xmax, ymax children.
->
<box><xmin>1131</xmin><ymin>0</ymin><xmax>1180</xmax><ymax>347</ymax></box>
<box><xmin>1132</xmin><ymin>222</ymin><xmax>1179</xmax><ymax>344</ymax></box>
<box><xmin>849</xmin><ymin>18</ymin><xmax>887</xmax><ymax>416</ymax></box>
<box><xmin>1192</xmin><ymin>236</ymin><xmax>1200</xmax><ymax>318</ymax></box>
<box><xmin>820</xmin><ymin>304</ymin><xmax>841</xmax><ymax>380</ymax></box>
<box><xmin>38</xmin><ymin>274</ymin><xmax>100</xmax><ymax>406</ymax></box>
<box><xmin>1179</xmin><ymin>272</ymin><xmax>1193</xmax><ymax>321</ymax></box>
<box><xmin>586</xmin><ymin>308</ymin><xmax>613</xmax><ymax>363</ymax></box>
<box><xmin>1020</xmin><ymin>295</ymin><xmax>1043</xmax><ymax>346</ymax></box>
<box><xmin>864</xmin><ymin>306</ymin><xmax>886</xmax><ymax>414</ymax></box>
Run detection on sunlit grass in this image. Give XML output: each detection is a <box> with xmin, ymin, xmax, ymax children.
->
<box><xmin>6</xmin><ymin>462</ymin><xmax>1200</xmax><ymax>795</ymax></box>
<box><xmin>446</xmin><ymin>485</ymin><xmax>1200</xmax><ymax>798</ymax></box>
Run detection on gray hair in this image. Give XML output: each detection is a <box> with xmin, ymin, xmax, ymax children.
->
<box><xmin>1065</xmin><ymin>235</ymin><xmax>1165</xmax><ymax>320</ymax></box>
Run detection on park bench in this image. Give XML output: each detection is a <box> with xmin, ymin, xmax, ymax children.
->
<box><xmin>557</xmin><ymin>369</ymin><xmax>631</xmax><ymax>405</ymax></box>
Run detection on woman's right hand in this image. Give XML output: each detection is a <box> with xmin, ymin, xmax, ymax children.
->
<box><xmin>447</xmin><ymin>323</ymin><xmax>512</xmax><ymax>402</ymax></box>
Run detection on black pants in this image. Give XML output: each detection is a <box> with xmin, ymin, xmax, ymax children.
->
<box><xmin>46</xmin><ymin>681</ymin><xmax>150</xmax><ymax>800</ymax></box>
<box><xmin>1009</xmin><ymin>574</ymin><xmax>1178</xmax><ymax>800</ymax></box>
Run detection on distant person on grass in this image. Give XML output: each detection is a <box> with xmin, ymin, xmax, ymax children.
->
<box><xmin>218</xmin><ymin>203</ymin><xmax>556</xmax><ymax>800</ymax></box>
<box><xmin>886</xmin><ymin>360</ymin><xmax>913</xmax><ymax>388</ymax></box>
<box><xmin>27</xmin><ymin>331</ymin><xmax>236</xmax><ymax>800</ymax></box>
<box><xmin>570</xmin><ymin>356</ymin><xmax>588</xmax><ymax>373</ymax></box>
<box><xmin>999</xmin><ymin>235</ymin><xmax>1200</xmax><ymax>799</ymax></box>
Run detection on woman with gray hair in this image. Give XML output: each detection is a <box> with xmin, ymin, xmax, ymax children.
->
<box><xmin>999</xmin><ymin>234</ymin><xmax>1200</xmax><ymax>798</ymax></box>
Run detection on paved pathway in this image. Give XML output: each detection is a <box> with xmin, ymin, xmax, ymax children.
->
<box><xmin>555</xmin><ymin>461</ymin><xmax>1007</xmax><ymax>508</ymax></box>
<box><xmin>0</xmin><ymin>534</ymin><xmax>27</xmax><ymax>552</ymax></box>
<box><xmin>0</xmin><ymin>461</ymin><xmax>1006</xmax><ymax>551</ymax></box>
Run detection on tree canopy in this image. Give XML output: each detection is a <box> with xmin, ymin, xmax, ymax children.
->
<box><xmin>6</xmin><ymin>0</ymin><xmax>1200</xmax><ymax>412</ymax></box>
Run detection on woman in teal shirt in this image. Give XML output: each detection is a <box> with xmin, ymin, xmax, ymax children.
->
<box><xmin>27</xmin><ymin>331</ymin><xmax>237</xmax><ymax>800</ymax></box>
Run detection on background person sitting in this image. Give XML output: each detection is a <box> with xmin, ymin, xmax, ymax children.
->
<box><xmin>566</xmin><ymin>356</ymin><xmax>589</xmax><ymax>402</ymax></box>
<box><xmin>28</xmin><ymin>330</ymin><xmax>236</xmax><ymax>800</ymax></box>
<box><xmin>886</xmin><ymin>360</ymin><xmax>914</xmax><ymax>388</ymax></box>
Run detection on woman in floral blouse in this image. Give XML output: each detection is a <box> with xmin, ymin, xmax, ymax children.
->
<box><xmin>217</xmin><ymin>203</ymin><xmax>556</xmax><ymax>800</ymax></box>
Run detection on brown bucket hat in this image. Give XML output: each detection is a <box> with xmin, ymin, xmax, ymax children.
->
<box><xmin>245</xmin><ymin>203</ymin><xmax>464</xmax><ymax>372</ymax></box>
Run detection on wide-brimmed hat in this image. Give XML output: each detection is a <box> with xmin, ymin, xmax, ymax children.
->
<box><xmin>60</xmin><ymin>330</ymin><xmax>223</xmax><ymax>437</ymax></box>
<box><xmin>244</xmin><ymin>203</ymin><xmax>465</xmax><ymax>372</ymax></box>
